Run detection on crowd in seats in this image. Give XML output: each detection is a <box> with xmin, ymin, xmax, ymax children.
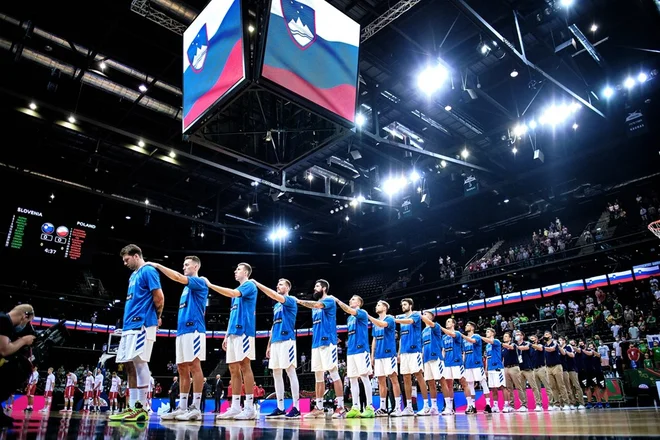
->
<box><xmin>636</xmin><ymin>193</ymin><xmax>660</xmax><ymax>225</ymax></box>
<box><xmin>438</xmin><ymin>255</ymin><xmax>460</xmax><ymax>281</ymax></box>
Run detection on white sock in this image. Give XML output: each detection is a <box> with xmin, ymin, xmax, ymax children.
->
<box><xmin>336</xmin><ymin>396</ymin><xmax>344</xmax><ymax>408</ymax></box>
<box><xmin>467</xmin><ymin>396</ymin><xmax>474</xmax><ymax>407</ymax></box>
<box><xmin>431</xmin><ymin>399</ymin><xmax>438</xmax><ymax>409</ymax></box>
<box><xmin>406</xmin><ymin>399</ymin><xmax>412</xmax><ymax>408</ymax></box>
<box><xmin>129</xmin><ymin>389</ymin><xmax>137</xmax><ymax>409</ymax></box>
<box><xmin>395</xmin><ymin>396</ymin><xmax>402</xmax><ymax>410</ymax></box>
<box><xmin>192</xmin><ymin>393</ymin><xmax>202</xmax><ymax>410</ymax></box>
<box><xmin>273</xmin><ymin>369</ymin><xmax>285</xmax><ymax>410</ymax></box>
<box><xmin>350</xmin><ymin>377</ymin><xmax>360</xmax><ymax>408</ymax></box>
<box><xmin>360</xmin><ymin>376</ymin><xmax>373</xmax><ymax>407</ymax></box>
<box><xmin>444</xmin><ymin>397</ymin><xmax>452</xmax><ymax>409</ymax></box>
<box><xmin>286</xmin><ymin>366</ymin><xmax>300</xmax><ymax>409</ymax></box>
<box><xmin>245</xmin><ymin>394</ymin><xmax>254</xmax><ymax>410</ymax></box>
<box><xmin>137</xmin><ymin>388</ymin><xmax>148</xmax><ymax>406</ymax></box>
<box><xmin>480</xmin><ymin>379</ymin><xmax>490</xmax><ymax>396</ymax></box>
<box><xmin>315</xmin><ymin>398</ymin><xmax>323</xmax><ymax>410</ymax></box>
<box><xmin>232</xmin><ymin>395</ymin><xmax>241</xmax><ymax>410</ymax></box>
<box><xmin>468</xmin><ymin>382</ymin><xmax>476</xmax><ymax>396</ymax></box>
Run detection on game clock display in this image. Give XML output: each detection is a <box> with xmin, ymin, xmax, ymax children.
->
<box><xmin>4</xmin><ymin>207</ymin><xmax>96</xmax><ymax>262</ymax></box>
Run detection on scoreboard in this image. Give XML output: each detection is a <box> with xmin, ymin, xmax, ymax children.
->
<box><xmin>4</xmin><ymin>206</ymin><xmax>96</xmax><ymax>262</ymax></box>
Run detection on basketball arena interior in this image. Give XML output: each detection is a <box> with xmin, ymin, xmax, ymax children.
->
<box><xmin>1</xmin><ymin>0</ymin><xmax>660</xmax><ymax>438</ymax></box>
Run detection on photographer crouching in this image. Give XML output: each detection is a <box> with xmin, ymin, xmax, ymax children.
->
<box><xmin>0</xmin><ymin>305</ymin><xmax>36</xmax><ymax>428</ymax></box>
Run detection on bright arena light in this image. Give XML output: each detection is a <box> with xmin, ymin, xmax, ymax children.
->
<box><xmin>559</xmin><ymin>0</ymin><xmax>574</xmax><ymax>7</ymax></box>
<box><xmin>357</xmin><ymin>195</ymin><xmax>366</xmax><ymax>203</ymax></box>
<box><xmin>350</xmin><ymin>199</ymin><xmax>358</xmax><ymax>207</ymax></box>
<box><xmin>528</xmin><ymin>120</ymin><xmax>538</xmax><ymax>130</ymax></box>
<box><xmin>417</xmin><ymin>63</ymin><xmax>449</xmax><ymax>96</ymax></box>
<box><xmin>461</xmin><ymin>148</ymin><xmax>469</xmax><ymax>159</ymax></box>
<box><xmin>382</xmin><ymin>176</ymin><xmax>408</xmax><ymax>196</ymax></box>
<box><xmin>603</xmin><ymin>86</ymin><xmax>614</xmax><ymax>99</ymax></box>
<box><xmin>355</xmin><ymin>113</ymin><xmax>366</xmax><ymax>127</ymax></box>
<box><xmin>268</xmin><ymin>227</ymin><xmax>289</xmax><ymax>241</ymax></box>
<box><xmin>513</xmin><ymin>124</ymin><xmax>528</xmax><ymax>137</ymax></box>
<box><xmin>638</xmin><ymin>72</ymin><xmax>648</xmax><ymax>83</ymax></box>
<box><xmin>623</xmin><ymin>77</ymin><xmax>636</xmax><ymax>89</ymax></box>
<box><xmin>409</xmin><ymin>170</ymin><xmax>421</xmax><ymax>183</ymax></box>
<box><xmin>539</xmin><ymin>103</ymin><xmax>579</xmax><ymax>127</ymax></box>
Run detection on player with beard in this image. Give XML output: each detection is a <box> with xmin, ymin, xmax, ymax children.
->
<box><xmin>335</xmin><ymin>295</ymin><xmax>375</xmax><ymax>418</ymax></box>
<box><xmin>296</xmin><ymin>280</ymin><xmax>346</xmax><ymax>419</ymax></box>
<box><xmin>438</xmin><ymin>318</ymin><xmax>472</xmax><ymax>415</ymax></box>
<box><xmin>419</xmin><ymin>311</ymin><xmax>444</xmax><ymax>415</ymax></box>
<box><xmin>395</xmin><ymin>298</ymin><xmax>430</xmax><ymax>416</ymax></box>
<box><xmin>110</xmin><ymin>244</ymin><xmax>164</xmax><ymax>423</ymax></box>
<box><xmin>368</xmin><ymin>300</ymin><xmax>402</xmax><ymax>417</ymax></box>
<box><xmin>252</xmin><ymin>278</ymin><xmax>301</xmax><ymax>419</ymax></box>
<box><xmin>459</xmin><ymin>322</ymin><xmax>492</xmax><ymax>414</ymax></box>
<box><xmin>206</xmin><ymin>263</ymin><xmax>258</xmax><ymax>420</ymax></box>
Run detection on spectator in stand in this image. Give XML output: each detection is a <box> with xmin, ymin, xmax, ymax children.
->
<box><xmin>628</xmin><ymin>323</ymin><xmax>640</xmax><ymax>340</ymax></box>
<box><xmin>652</xmin><ymin>341</ymin><xmax>660</xmax><ymax>368</ymax></box>
<box><xmin>627</xmin><ymin>344</ymin><xmax>641</xmax><ymax>369</ymax></box>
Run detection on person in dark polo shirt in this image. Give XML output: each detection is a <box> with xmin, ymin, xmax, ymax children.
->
<box><xmin>530</xmin><ymin>334</ymin><xmax>552</xmax><ymax>409</ymax></box>
<box><xmin>542</xmin><ymin>330</ymin><xmax>570</xmax><ymax>411</ymax></box>
<box><xmin>502</xmin><ymin>332</ymin><xmax>528</xmax><ymax>412</ymax></box>
<box><xmin>565</xmin><ymin>339</ymin><xmax>585</xmax><ymax>409</ymax></box>
<box><xmin>513</xmin><ymin>330</ymin><xmax>540</xmax><ymax>411</ymax></box>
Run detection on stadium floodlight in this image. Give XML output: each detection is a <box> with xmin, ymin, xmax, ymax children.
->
<box><xmin>417</xmin><ymin>63</ymin><xmax>449</xmax><ymax>96</ymax></box>
<box><xmin>355</xmin><ymin>113</ymin><xmax>366</xmax><ymax>128</ymax></box>
<box><xmin>623</xmin><ymin>77</ymin><xmax>635</xmax><ymax>89</ymax></box>
<box><xmin>637</xmin><ymin>72</ymin><xmax>648</xmax><ymax>84</ymax></box>
<box><xmin>602</xmin><ymin>86</ymin><xmax>614</xmax><ymax>99</ymax></box>
<box><xmin>268</xmin><ymin>227</ymin><xmax>289</xmax><ymax>241</ymax></box>
<box><xmin>409</xmin><ymin>170</ymin><xmax>421</xmax><ymax>183</ymax></box>
<box><xmin>382</xmin><ymin>176</ymin><xmax>407</xmax><ymax>196</ymax></box>
<box><xmin>513</xmin><ymin>124</ymin><xmax>528</xmax><ymax>137</ymax></box>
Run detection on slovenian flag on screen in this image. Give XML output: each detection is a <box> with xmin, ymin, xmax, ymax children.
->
<box><xmin>436</xmin><ymin>305</ymin><xmax>452</xmax><ymax>316</ymax></box>
<box><xmin>633</xmin><ymin>265</ymin><xmax>660</xmax><ymax>280</ymax></box>
<box><xmin>608</xmin><ymin>270</ymin><xmax>634</xmax><ymax>284</ymax></box>
<box><xmin>183</xmin><ymin>0</ymin><xmax>244</xmax><ymax>132</ymax></box>
<box><xmin>541</xmin><ymin>285</ymin><xmax>561</xmax><ymax>298</ymax></box>
<box><xmin>521</xmin><ymin>288</ymin><xmax>543</xmax><ymax>300</ymax></box>
<box><xmin>485</xmin><ymin>295</ymin><xmax>503</xmax><ymax>308</ymax></box>
<box><xmin>468</xmin><ymin>299</ymin><xmax>485</xmax><ymax>311</ymax></box>
<box><xmin>585</xmin><ymin>275</ymin><xmax>608</xmax><ymax>289</ymax></box>
<box><xmin>503</xmin><ymin>292</ymin><xmax>521</xmax><ymax>304</ymax></box>
<box><xmin>561</xmin><ymin>279</ymin><xmax>585</xmax><ymax>292</ymax></box>
<box><xmin>452</xmin><ymin>302</ymin><xmax>468</xmax><ymax>314</ymax></box>
<box><xmin>262</xmin><ymin>0</ymin><xmax>359</xmax><ymax>122</ymax></box>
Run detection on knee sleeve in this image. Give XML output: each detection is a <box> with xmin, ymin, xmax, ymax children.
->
<box><xmin>134</xmin><ymin>360</ymin><xmax>150</xmax><ymax>388</ymax></box>
<box><xmin>315</xmin><ymin>371</ymin><xmax>325</xmax><ymax>383</ymax></box>
<box><xmin>272</xmin><ymin>368</ymin><xmax>283</xmax><ymax>379</ymax></box>
<box><xmin>329</xmin><ymin>368</ymin><xmax>341</xmax><ymax>383</ymax></box>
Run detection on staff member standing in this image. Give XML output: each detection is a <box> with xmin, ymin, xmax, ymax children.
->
<box><xmin>502</xmin><ymin>332</ymin><xmax>528</xmax><ymax>412</ymax></box>
<box><xmin>542</xmin><ymin>330</ymin><xmax>570</xmax><ymax>411</ymax></box>
<box><xmin>214</xmin><ymin>375</ymin><xmax>224</xmax><ymax>413</ymax></box>
<box><xmin>530</xmin><ymin>334</ymin><xmax>552</xmax><ymax>409</ymax></box>
<box><xmin>565</xmin><ymin>339</ymin><xmax>585</xmax><ymax>410</ymax></box>
<box><xmin>513</xmin><ymin>330</ymin><xmax>541</xmax><ymax>411</ymax></box>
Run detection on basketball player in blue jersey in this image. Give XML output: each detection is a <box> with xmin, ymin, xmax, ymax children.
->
<box><xmin>459</xmin><ymin>321</ymin><xmax>492</xmax><ymax>414</ymax></box>
<box><xmin>296</xmin><ymin>280</ymin><xmax>346</xmax><ymax>419</ymax></box>
<box><xmin>147</xmin><ymin>256</ymin><xmax>208</xmax><ymax>422</ymax></box>
<box><xmin>252</xmin><ymin>278</ymin><xmax>301</xmax><ymax>419</ymax></box>
<box><xmin>205</xmin><ymin>263</ymin><xmax>258</xmax><ymax>420</ymax></box>
<box><xmin>368</xmin><ymin>300</ymin><xmax>402</xmax><ymax>417</ymax></box>
<box><xmin>110</xmin><ymin>244</ymin><xmax>164</xmax><ymax>423</ymax></box>
<box><xmin>438</xmin><ymin>318</ymin><xmax>471</xmax><ymax>415</ymax></box>
<box><xmin>335</xmin><ymin>295</ymin><xmax>375</xmax><ymax>419</ymax></box>
<box><xmin>482</xmin><ymin>328</ymin><xmax>508</xmax><ymax>412</ymax></box>
<box><xmin>395</xmin><ymin>298</ymin><xmax>430</xmax><ymax>416</ymax></box>
<box><xmin>419</xmin><ymin>311</ymin><xmax>444</xmax><ymax>415</ymax></box>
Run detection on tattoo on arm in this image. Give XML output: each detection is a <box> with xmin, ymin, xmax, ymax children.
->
<box><xmin>297</xmin><ymin>299</ymin><xmax>321</xmax><ymax>309</ymax></box>
<box><xmin>336</xmin><ymin>299</ymin><xmax>354</xmax><ymax>315</ymax></box>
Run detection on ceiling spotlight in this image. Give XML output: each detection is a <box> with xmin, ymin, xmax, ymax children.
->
<box><xmin>444</xmin><ymin>105</ymin><xmax>452</xmax><ymax>111</ymax></box>
<box><xmin>50</xmin><ymin>193</ymin><xmax>55</xmax><ymax>199</ymax></box>
<box><xmin>510</xmin><ymin>69</ymin><xmax>519</xmax><ymax>78</ymax></box>
<box><xmin>145</xmin><ymin>198</ymin><xmax>149</xmax><ymax>205</ymax></box>
<box><xmin>265</xmin><ymin>130</ymin><xmax>272</xmax><ymax>142</ymax></box>
<box><xmin>268</xmin><ymin>227</ymin><xmax>289</xmax><ymax>241</ymax></box>
<box><xmin>138</xmin><ymin>140</ymin><xmax>146</xmax><ymax>148</ymax></box>
<box><xmin>417</xmin><ymin>63</ymin><xmax>449</xmax><ymax>96</ymax></box>
<box><xmin>572</xmin><ymin>123</ymin><xmax>579</xmax><ymax>130</ymax></box>
<box><xmin>638</xmin><ymin>72</ymin><xmax>648</xmax><ymax>83</ymax></box>
<box><xmin>100</xmin><ymin>61</ymin><xmax>107</xmax><ymax>71</ymax></box>
<box><xmin>350</xmin><ymin>199</ymin><xmax>358</xmax><ymax>207</ymax></box>
<box><xmin>68</xmin><ymin>115</ymin><xmax>76</xmax><ymax>124</ymax></box>
<box><xmin>513</xmin><ymin>124</ymin><xmax>528</xmax><ymax>137</ymax></box>
<box><xmin>512</xmin><ymin>147</ymin><xmax>518</xmax><ymax>154</ymax></box>
<box><xmin>246</xmin><ymin>206</ymin><xmax>252</xmax><ymax>214</ymax></box>
<box><xmin>478</xmin><ymin>41</ymin><xmax>491</xmax><ymax>56</ymax></box>
<box><xmin>603</xmin><ymin>86</ymin><xmax>614</xmax><ymax>99</ymax></box>
<box><xmin>440</xmin><ymin>160</ymin><xmax>447</xmax><ymax>168</ymax></box>
<box><xmin>417</xmin><ymin>186</ymin><xmax>422</xmax><ymax>193</ymax></box>
<box><xmin>200</xmin><ymin>232</ymin><xmax>205</xmax><ymax>238</ymax></box>
<box><xmin>359</xmin><ymin>248</ymin><xmax>363</xmax><ymax>251</ymax></box>
<box><xmin>623</xmin><ymin>77</ymin><xmax>636</xmax><ymax>89</ymax></box>
<box><xmin>164</xmin><ymin>255</ymin><xmax>168</xmax><ymax>259</ymax></box>
<box><xmin>345</xmin><ymin>216</ymin><xmax>350</xmax><ymax>221</ymax></box>
<box><xmin>125</xmin><ymin>215</ymin><xmax>131</xmax><ymax>220</ymax></box>
<box><xmin>169</xmin><ymin>150</ymin><xmax>176</xmax><ymax>158</ymax></box>
<box><xmin>504</xmin><ymin>199</ymin><xmax>510</xmax><ymax>203</ymax></box>
<box><xmin>332</xmin><ymin>253</ymin><xmax>337</xmax><ymax>257</ymax></box>
<box><xmin>29</xmin><ymin>102</ymin><xmax>37</xmax><ymax>110</ymax></box>
<box><xmin>138</xmin><ymin>84</ymin><xmax>148</xmax><ymax>93</ymax></box>
<box><xmin>357</xmin><ymin>195</ymin><xmax>366</xmax><ymax>202</ymax></box>
<box><xmin>528</xmin><ymin>120</ymin><xmax>538</xmax><ymax>130</ymax></box>
<box><xmin>590</xmin><ymin>24</ymin><xmax>598</xmax><ymax>32</ymax></box>
<box><xmin>110</xmin><ymin>225</ymin><xmax>114</xmax><ymax>230</ymax></box>
<box><xmin>409</xmin><ymin>170</ymin><xmax>421</xmax><ymax>183</ymax></box>
<box><xmin>355</xmin><ymin>113</ymin><xmax>366</xmax><ymax>127</ymax></box>
<box><xmin>248</xmin><ymin>24</ymin><xmax>255</xmax><ymax>33</ymax></box>
<box><xmin>461</xmin><ymin>148</ymin><xmax>469</xmax><ymax>159</ymax></box>
<box><xmin>559</xmin><ymin>0</ymin><xmax>574</xmax><ymax>7</ymax></box>
<box><xmin>306</xmin><ymin>173</ymin><xmax>313</xmax><ymax>181</ymax></box>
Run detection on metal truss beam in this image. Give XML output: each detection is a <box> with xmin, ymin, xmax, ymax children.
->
<box><xmin>130</xmin><ymin>0</ymin><xmax>187</xmax><ymax>35</ymax></box>
<box><xmin>361</xmin><ymin>0</ymin><xmax>424</xmax><ymax>43</ymax></box>
<box><xmin>448</xmin><ymin>0</ymin><xmax>606</xmax><ymax>119</ymax></box>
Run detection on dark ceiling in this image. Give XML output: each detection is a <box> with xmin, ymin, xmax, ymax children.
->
<box><xmin>1</xmin><ymin>0</ymin><xmax>660</xmax><ymax>266</ymax></box>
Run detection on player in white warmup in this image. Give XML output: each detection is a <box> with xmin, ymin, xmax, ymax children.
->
<box><xmin>25</xmin><ymin>365</ymin><xmax>39</xmax><ymax>412</ymax></box>
<box><xmin>40</xmin><ymin>368</ymin><xmax>55</xmax><ymax>414</ymax></box>
<box><xmin>109</xmin><ymin>244</ymin><xmax>164</xmax><ymax>423</ymax></box>
<box><xmin>93</xmin><ymin>369</ymin><xmax>104</xmax><ymax>413</ymax></box>
<box><xmin>109</xmin><ymin>372</ymin><xmax>121</xmax><ymax>414</ymax></box>
<box><xmin>61</xmin><ymin>371</ymin><xmax>77</xmax><ymax>412</ymax></box>
<box><xmin>83</xmin><ymin>371</ymin><xmax>95</xmax><ymax>412</ymax></box>
<box><xmin>149</xmin><ymin>256</ymin><xmax>209</xmax><ymax>422</ymax></box>
<box><xmin>253</xmin><ymin>278</ymin><xmax>301</xmax><ymax>419</ymax></box>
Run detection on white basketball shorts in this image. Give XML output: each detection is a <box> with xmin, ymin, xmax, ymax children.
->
<box><xmin>374</xmin><ymin>356</ymin><xmax>397</xmax><ymax>377</ymax></box>
<box><xmin>488</xmin><ymin>369</ymin><xmax>506</xmax><ymax>388</ymax></box>
<box><xmin>116</xmin><ymin>326</ymin><xmax>157</xmax><ymax>363</ymax></box>
<box><xmin>176</xmin><ymin>331</ymin><xmax>206</xmax><ymax>364</ymax></box>
<box><xmin>269</xmin><ymin>340</ymin><xmax>297</xmax><ymax>370</ymax></box>
<box><xmin>443</xmin><ymin>364</ymin><xmax>465</xmax><ymax>380</ymax></box>
<box><xmin>346</xmin><ymin>352</ymin><xmax>373</xmax><ymax>378</ymax></box>
<box><xmin>226</xmin><ymin>334</ymin><xmax>256</xmax><ymax>364</ymax></box>
<box><xmin>423</xmin><ymin>360</ymin><xmax>443</xmax><ymax>381</ymax></box>
<box><xmin>311</xmin><ymin>344</ymin><xmax>338</xmax><ymax>372</ymax></box>
<box><xmin>399</xmin><ymin>352</ymin><xmax>423</xmax><ymax>375</ymax></box>
<box><xmin>464</xmin><ymin>367</ymin><xmax>486</xmax><ymax>383</ymax></box>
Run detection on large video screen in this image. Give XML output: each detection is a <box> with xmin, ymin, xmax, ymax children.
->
<box><xmin>4</xmin><ymin>206</ymin><xmax>96</xmax><ymax>262</ymax></box>
<box><xmin>262</xmin><ymin>0</ymin><xmax>360</xmax><ymax>123</ymax></box>
<box><xmin>183</xmin><ymin>0</ymin><xmax>245</xmax><ymax>133</ymax></box>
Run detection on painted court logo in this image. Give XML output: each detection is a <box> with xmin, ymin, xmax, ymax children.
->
<box><xmin>282</xmin><ymin>0</ymin><xmax>316</xmax><ymax>49</ymax></box>
<box><xmin>187</xmin><ymin>23</ymin><xmax>209</xmax><ymax>72</ymax></box>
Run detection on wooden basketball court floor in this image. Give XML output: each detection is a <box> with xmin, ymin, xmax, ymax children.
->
<box><xmin>2</xmin><ymin>408</ymin><xmax>659</xmax><ymax>439</ymax></box>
